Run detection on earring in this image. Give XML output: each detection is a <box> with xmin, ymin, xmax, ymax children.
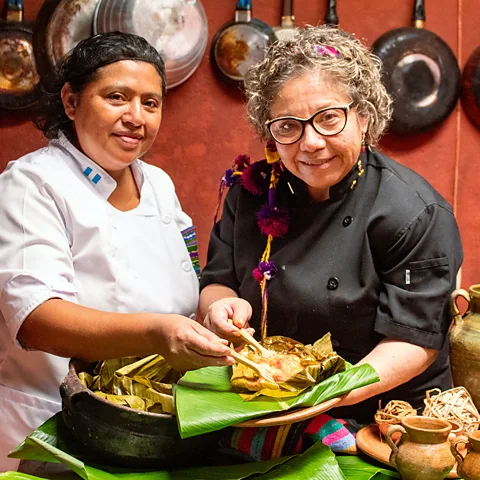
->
<box><xmin>361</xmin><ymin>133</ymin><xmax>367</xmax><ymax>154</ymax></box>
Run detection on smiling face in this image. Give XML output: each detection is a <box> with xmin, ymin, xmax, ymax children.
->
<box><xmin>269</xmin><ymin>70</ymin><xmax>368</xmax><ymax>202</ymax></box>
<box><xmin>61</xmin><ymin>60</ymin><xmax>163</xmax><ymax>174</ymax></box>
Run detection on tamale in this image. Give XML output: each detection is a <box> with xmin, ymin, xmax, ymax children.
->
<box><xmin>230</xmin><ymin>332</ymin><xmax>346</xmax><ymax>399</ymax></box>
<box><xmin>79</xmin><ymin>354</ymin><xmax>178</xmax><ymax>414</ymax></box>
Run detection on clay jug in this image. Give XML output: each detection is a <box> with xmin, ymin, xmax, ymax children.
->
<box><xmin>451</xmin><ymin>431</ymin><xmax>480</xmax><ymax>480</ymax></box>
<box><xmin>450</xmin><ymin>286</ymin><xmax>480</xmax><ymax>409</ymax></box>
<box><xmin>385</xmin><ymin>416</ymin><xmax>455</xmax><ymax>480</ymax></box>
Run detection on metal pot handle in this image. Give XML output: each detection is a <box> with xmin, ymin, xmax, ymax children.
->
<box><xmin>385</xmin><ymin>425</ymin><xmax>407</xmax><ymax>468</ymax></box>
<box><xmin>451</xmin><ymin>289</ymin><xmax>471</xmax><ymax>325</ymax></box>
<box><xmin>325</xmin><ymin>0</ymin><xmax>338</xmax><ymax>26</ymax></box>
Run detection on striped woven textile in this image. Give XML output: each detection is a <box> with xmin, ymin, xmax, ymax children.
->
<box><xmin>219</xmin><ymin>414</ymin><xmax>359</xmax><ymax>461</ymax></box>
<box><xmin>181</xmin><ymin>226</ymin><xmax>201</xmax><ymax>279</ymax></box>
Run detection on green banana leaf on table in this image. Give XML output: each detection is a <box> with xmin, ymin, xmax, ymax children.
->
<box><xmin>5</xmin><ymin>414</ymin><xmax>399</xmax><ymax>479</ymax></box>
<box><xmin>175</xmin><ymin>363</ymin><xmax>379</xmax><ymax>438</ymax></box>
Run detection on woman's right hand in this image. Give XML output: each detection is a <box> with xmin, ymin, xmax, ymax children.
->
<box><xmin>156</xmin><ymin>314</ymin><xmax>235</xmax><ymax>372</ymax></box>
<box><xmin>203</xmin><ymin>297</ymin><xmax>253</xmax><ymax>343</ymax></box>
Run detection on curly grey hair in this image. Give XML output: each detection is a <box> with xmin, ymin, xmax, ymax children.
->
<box><xmin>243</xmin><ymin>25</ymin><xmax>392</xmax><ymax>145</ymax></box>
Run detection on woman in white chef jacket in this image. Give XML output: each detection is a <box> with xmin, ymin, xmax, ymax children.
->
<box><xmin>0</xmin><ymin>32</ymin><xmax>235</xmax><ymax>472</ymax></box>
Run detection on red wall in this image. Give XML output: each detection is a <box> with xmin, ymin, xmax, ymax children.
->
<box><xmin>1</xmin><ymin>0</ymin><xmax>479</xmax><ymax>289</ymax></box>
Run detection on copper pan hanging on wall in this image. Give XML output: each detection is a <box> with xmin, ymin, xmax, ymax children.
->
<box><xmin>461</xmin><ymin>46</ymin><xmax>480</xmax><ymax>129</ymax></box>
<box><xmin>0</xmin><ymin>0</ymin><xmax>40</xmax><ymax>110</ymax></box>
<box><xmin>372</xmin><ymin>0</ymin><xmax>460</xmax><ymax>135</ymax></box>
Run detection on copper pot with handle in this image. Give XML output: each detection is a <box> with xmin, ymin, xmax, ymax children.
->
<box><xmin>0</xmin><ymin>0</ymin><xmax>40</xmax><ymax>109</ymax></box>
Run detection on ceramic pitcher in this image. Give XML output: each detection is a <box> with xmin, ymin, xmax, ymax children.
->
<box><xmin>385</xmin><ymin>416</ymin><xmax>455</xmax><ymax>480</ymax></box>
<box><xmin>451</xmin><ymin>431</ymin><xmax>480</xmax><ymax>480</ymax></box>
<box><xmin>450</xmin><ymin>286</ymin><xmax>480</xmax><ymax>409</ymax></box>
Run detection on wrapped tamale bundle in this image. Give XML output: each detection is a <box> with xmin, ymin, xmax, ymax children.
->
<box><xmin>230</xmin><ymin>333</ymin><xmax>346</xmax><ymax>400</ymax></box>
<box><xmin>78</xmin><ymin>354</ymin><xmax>179</xmax><ymax>414</ymax></box>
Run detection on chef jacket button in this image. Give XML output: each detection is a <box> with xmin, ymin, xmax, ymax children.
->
<box><xmin>327</xmin><ymin>277</ymin><xmax>339</xmax><ymax>290</ymax></box>
<box><xmin>162</xmin><ymin>214</ymin><xmax>171</xmax><ymax>224</ymax></box>
<box><xmin>189</xmin><ymin>313</ymin><xmax>196</xmax><ymax>320</ymax></box>
<box><xmin>182</xmin><ymin>261</ymin><xmax>192</xmax><ymax>272</ymax></box>
<box><xmin>343</xmin><ymin>216</ymin><xmax>353</xmax><ymax>227</ymax></box>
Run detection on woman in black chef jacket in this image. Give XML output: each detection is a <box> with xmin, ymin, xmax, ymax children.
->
<box><xmin>198</xmin><ymin>25</ymin><xmax>463</xmax><ymax>423</ymax></box>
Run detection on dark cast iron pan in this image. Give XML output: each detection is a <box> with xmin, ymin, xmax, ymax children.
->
<box><xmin>372</xmin><ymin>0</ymin><xmax>461</xmax><ymax>135</ymax></box>
<box><xmin>0</xmin><ymin>0</ymin><xmax>40</xmax><ymax>109</ymax></box>
<box><xmin>211</xmin><ymin>0</ymin><xmax>276</xmax><ymax>86</ymax></box>
<box><xmin>461</xmin><ymin>46</ymin><xmax>480</xmax><ymax>129</ymax></box>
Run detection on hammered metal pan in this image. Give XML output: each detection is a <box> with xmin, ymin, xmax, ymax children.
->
<box><xmin>372</xmin><ymin>0</ymin><xmax>460</xmax><ymax>134</ymax></box>
<box><xmin>0</xmin><ymin>0</ymin><xmax>40</xmax><ymax>109</ymax></box>
<box><xmin>33</xmin><ymin>0</ymin><xmax>99</xmax><ymax>92</ymax></box>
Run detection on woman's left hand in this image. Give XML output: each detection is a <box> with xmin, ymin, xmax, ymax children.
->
<box><xmin>203</xmin><ymin>297</ymin><xmax>254</xmax><ymax>343</ymax></box>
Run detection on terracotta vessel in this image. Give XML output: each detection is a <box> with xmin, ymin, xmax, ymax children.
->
<box><xmin>385</xmin><ymin>416</ymin><xmax>455</xmax><ymax>480</ymax></box>
<box><xmin>450</xmin><ymin>286</ymin><xmax>480</xmax><ymax>409</ymax></box>
<box><xmin>451</xmin><ymin>431</ymin><xmax>480</xmax><ymax>480</ymax></box>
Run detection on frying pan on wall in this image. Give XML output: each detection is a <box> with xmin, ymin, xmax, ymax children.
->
<box><xmin>33</xmin><ymin>0</ymin><xmax>99</xmax><ymax>92</ymax></box>
<box><xmin>0</xmin><ymin>0</ymin><xmax>40</xmax><ymax>109</ymax></box>
<box><xmin>211</xmin><ymin>0</ymin><xmax>276</xmax><ymax>86</ymax></box>
<box><xmin>372</xmin><ymin>0</ymin><xmax>460</xmax><ymax>135</ymax></box>
<box><xmin>461</xmin><ymin>46</ymin><xmax>480</xmax><ymax>129</ymax></box>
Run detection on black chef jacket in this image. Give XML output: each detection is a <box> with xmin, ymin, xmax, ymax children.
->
<box><xmin>200</xmin><ymin>148</ymin><xmax>463</xmax><ymax>422</ymax></box>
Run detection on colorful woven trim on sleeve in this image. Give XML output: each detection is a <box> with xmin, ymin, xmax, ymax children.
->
<box><xmin>181</xmin><ymin>226</ymin><xmax>201</xmax><ymax>280</ymax></box>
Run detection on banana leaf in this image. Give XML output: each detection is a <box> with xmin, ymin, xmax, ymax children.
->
<box><xmin>8</xmin><ymin>414</ymin><xmax>348</xmax><ymax>480</ymax></box>
<box><xmin>80</xmin><ymin>355</ymin><xmax>177</xmax><ymax>414</ymax></box>
<box><xmin>231</xmin><ymin>334</ymin><xmax>346</xmax><ymax>400</ymax></box>
<box><xmin>175</xmin><ymin>363</ymin><xmax>379</xmax><ymax>438</ymax></box>
<box><xmin>335</xmin><ymin>457</ymin><xmax>400</xmax><ymax>480</ymax></box>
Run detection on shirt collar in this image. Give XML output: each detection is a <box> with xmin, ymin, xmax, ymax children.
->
<box><xmin>51</xmin><ymin>132</ymin><xmax>145</xmax><ymax>200</ymax></box>
<box><xmin>283</xmin><ymin>148</ymin><xmax>370</xmax><ymax>205</ymax></box>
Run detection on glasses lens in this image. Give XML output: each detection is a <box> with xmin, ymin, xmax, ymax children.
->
<box><xmin>313</xmin><ymin>108</ymin><xmax>347</xmax><ymax>135</ymax></box>
<box><xmin>269</xmin><ymin>119</ymin><xmax>303</xmax><ymax>144</ymax></box>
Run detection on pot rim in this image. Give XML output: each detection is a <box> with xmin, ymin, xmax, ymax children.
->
<box><xmin>402</xmin><ymin>415</ymin><xmax>452</xmax><ymax>434</ymax></box>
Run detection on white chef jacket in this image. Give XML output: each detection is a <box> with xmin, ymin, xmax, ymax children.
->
<box><xmin>0</xmin><ymin>134</ymin><xmax>200</xmax><ymax>471</ymax></box>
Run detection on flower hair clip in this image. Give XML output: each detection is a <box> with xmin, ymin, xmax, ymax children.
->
<box><xmin>313</xmin><ymin>44</ymin><xmax>341</xmax><ymax>57</ymax></box>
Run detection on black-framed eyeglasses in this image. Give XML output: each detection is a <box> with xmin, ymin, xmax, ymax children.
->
<box><xmin>265</xmin><ymin>102</ymin><xmax>354</xmax><ymax>145</ymax></box>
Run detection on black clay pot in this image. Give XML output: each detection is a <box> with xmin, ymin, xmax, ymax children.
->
<box><xmin>60</xmin><ymin>359</ymin><xmax>224</xmax><ymax>469</ymax></box>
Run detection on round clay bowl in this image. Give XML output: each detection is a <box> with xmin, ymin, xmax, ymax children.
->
<box><xmin>60</xmin><ymin>359</ymin><xmax>224</xmax><ymax>468</ymax></box>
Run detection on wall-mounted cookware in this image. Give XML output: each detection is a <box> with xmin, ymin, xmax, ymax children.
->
<box><xmin>94</xmin><ymin>0</ymin><xmax>208</xmax><ymax>89</ymax></box>
<box><xmin>211</xmin><ymin>0</ymin><xmax>276</xmax><ymax>86</ymax></box>
<box><xmin>372</xmin><ymin>0</ymin><xmax>460</xmax><ymax>135</ymax></box>
<box><xmin>0</xmin><ymin>0</ymin><xmax>40</xmax><ymax>109</ymax></box>
<box><xmin>461</xmin><ymin>46</ymin><xmax>480</xmax><ymax>129</ymax></box>
<box><xmin>324</xmin><ymin>0</ymin><xmax>338</xmax><ymax>27</ymax></box>
<box><xmin>273</xmin><ymin>0</ymin><xmax>296</xmax><ymax>42</ymax></box>
<box><xmin>33</xmin><ymin>0</ymin><xmax>100</xmax><ymax>92</ymax></box>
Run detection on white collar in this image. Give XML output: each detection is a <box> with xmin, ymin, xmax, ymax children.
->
<box><xmin>51</xmin><ymin>132</ymin><xmax>145</xmax><ymax>201</ymax></box>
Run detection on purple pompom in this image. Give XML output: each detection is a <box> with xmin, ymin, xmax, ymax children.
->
<box><xmin>223</xmin><ymin>169</ymin><xmax>236</xmax><ymax>187</ymax></box>
<box><xmin>256</xmin><ymin>205</ymin><xmax>289</xmax><ymax>237</ymax></box>
<box><xmin>241</xmin><ymin>161</ymin><xmax>269</xmax><ymax>195</ymax></box>
<box><xmin>252</xmin><ymin>261</ymin><xmax>278</xmax><ymax>284</ymax></box>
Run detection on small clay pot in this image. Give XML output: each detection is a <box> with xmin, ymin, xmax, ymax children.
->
<box><xmin>386</xmin><ymin>416</ymin><xmax>455</xmax><ymax>480</ymax></box>
<box><xmin>451</xmin><ymin>430</ymin><xmax>480</xmax><ymax>480</ymax></box>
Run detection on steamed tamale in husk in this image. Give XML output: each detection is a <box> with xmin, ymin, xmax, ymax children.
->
<box><xmin>231</xmin><ymin>333</ymin><xmax>346</xmax><ymax>400</ymax></box>
<box><xmin>78</xmin><ymin>354</ymin><xmax>179</xmax><ymax>414</ymax></box>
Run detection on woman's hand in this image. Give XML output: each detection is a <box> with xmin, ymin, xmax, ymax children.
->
<box><xmin>203</xmin><ymin>297</ymin><xmax>253</xmax><ymax>343</ymax></box>
<box><xmin>156</xmin><ymin>315</ymin><xmax>235</xmax><ymax>372</ymax></box>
